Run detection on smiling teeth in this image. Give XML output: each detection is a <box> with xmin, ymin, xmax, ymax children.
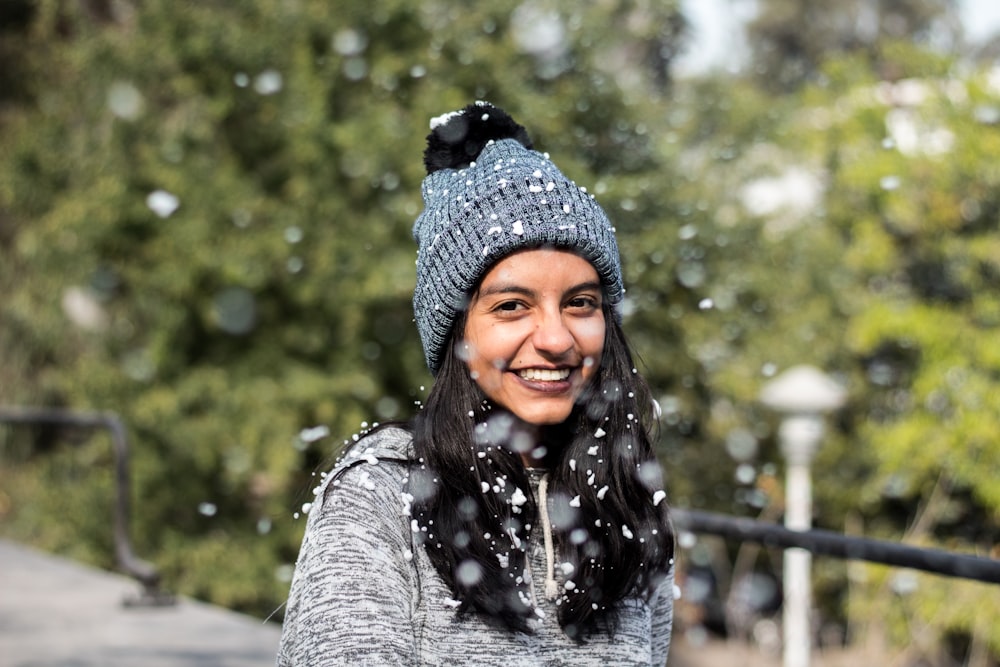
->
<box><xmin>519</xmin><ymin>368</ymin><xmax>571</xmax><ymax>381</ymax></box>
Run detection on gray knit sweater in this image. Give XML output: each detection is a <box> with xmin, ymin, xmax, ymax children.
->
<box><xmin>277</xmin><ymin>427</ymin><xmax>673</xmax><ymax>666</ymax></box>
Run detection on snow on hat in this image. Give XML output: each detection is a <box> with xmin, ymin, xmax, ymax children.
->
<box><xmin>412</xmin><ymin>101</ymin><xmax>624</xmax><ymax>375</ymax></box>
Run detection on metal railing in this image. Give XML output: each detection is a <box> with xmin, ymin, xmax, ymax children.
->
<box><xmin>0</xmin><ymin>406</ymin><xmax>173</xmax><ymax>606</ymax></box>
<box><xmin>672</xmin><ymin>508</ymin><xmax>1000</xmax><ymax>584</ymax></box>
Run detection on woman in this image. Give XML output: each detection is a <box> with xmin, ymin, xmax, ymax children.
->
<box><xmin>277</xmin><ymin>102</ymin><xmax>675</xmax><ymax>666</ymax></box>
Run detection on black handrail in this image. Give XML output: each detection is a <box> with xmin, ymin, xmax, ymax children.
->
<box><xmin>673</xmin><ymin>508</ymin><xmax>1000</xmax><ymax>585</ymax></box>
<box><xmin>0</xmin><ymin>406</ymin><xmax>172</xmax><ymax>605</ymax></box>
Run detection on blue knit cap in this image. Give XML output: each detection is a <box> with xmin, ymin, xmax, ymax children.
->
<box><xmin>412</xmin><ymin>102</ymin><xmax>624</xmax><ymax>375</ymax></box>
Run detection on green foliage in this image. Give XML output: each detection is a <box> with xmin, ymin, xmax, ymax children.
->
<box><xmin>0</xmin><ymin>0</ymin><xmax>688</xmax><ymax>622</ymax></box>
<box><xmin>780</xmin><ymin>60</ymin><xmax>1000</xmax><ymax>658</ymax></box>
<box><xmin>746</xmin><ymin>0</ymin><xmax>959</xmax><ymax>92</ymax></box>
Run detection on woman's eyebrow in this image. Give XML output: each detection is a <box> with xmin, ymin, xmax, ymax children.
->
<box><xmin>478</xmin><ymin>283</ymin><xmax>535</xmax><ymax>298</ymax></box>
<box><xmin>567</xmin><ymin>281</ymin><xmax>603</xmax><ymax>295</ymax></box>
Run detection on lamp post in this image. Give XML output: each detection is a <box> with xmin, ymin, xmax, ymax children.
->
<box><xmin>760</xmin><ymin>366</ymin><xmax>847</xmax><ymax>667</ymax></box>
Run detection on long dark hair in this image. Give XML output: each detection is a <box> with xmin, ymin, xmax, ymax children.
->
<box><xmin>408</xmin><ymin>302</ymin><xmax>674</xmax><ymax>639</ymax></box>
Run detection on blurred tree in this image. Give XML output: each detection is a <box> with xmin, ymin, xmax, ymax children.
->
<box><xmin>809</xmin><ymin>60</ymin><xmax>1000</xmax><ymax>660</ymax></box>
<box><xmin>0</xmin><ymin>0</ymin><xmax>688</xmax><ymax>619</ymax></box>
<box><xmin>0</xmin><ymin>0</ymin><xmax>37</xmax><ymax>108</ymax></box>
<box><xmin>746</xmin><ymin>0</ymin><xmax>961</xmax><ymax>91</ymax></box>
<box><xmin>664</xmin><ymin>49</ymin><xmax>1000</xmax><ymax>658</ymax></box>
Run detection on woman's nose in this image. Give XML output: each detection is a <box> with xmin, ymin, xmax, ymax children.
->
<box><xmin>531</xmin><ymin>312</ymin><xmax>574</xmax><ymax>357</ymax></box>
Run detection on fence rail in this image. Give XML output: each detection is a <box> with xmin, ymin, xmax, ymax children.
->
<box><xmin>672</xmin><ymin>508</ymin><xmax>1000</xmax><ymax>584</ymax></box>
<box><xmin>0</xmin><ymin>406</ymin><xmax>170</xmax><ymax>605</ymax></box>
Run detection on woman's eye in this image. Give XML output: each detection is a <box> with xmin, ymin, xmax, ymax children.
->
<box><xmin>568</xmin><ymin>296</ymin><xmax>598</xmax><ymax>309</ymax></box>
<box><xmin>496</xmin><ymin>301</ymin><xmax>521</xmax><ymax>312</ymax></box>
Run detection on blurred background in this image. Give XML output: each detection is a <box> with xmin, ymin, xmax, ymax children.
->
<box><xmin>1</xmin><ymin>0</ymin><xmax>999</xmax><ymax>664</ymax></box>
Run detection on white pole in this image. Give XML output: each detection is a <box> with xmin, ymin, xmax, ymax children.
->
<box><xmin>760</xmin><ymin>367</ymin><xmax>846</xmax><ymax>667</ymax></box>
<box><xmin>779</xmin><ymin>415</ymin><xmax>822</xmax><ymax>667</ymax></box>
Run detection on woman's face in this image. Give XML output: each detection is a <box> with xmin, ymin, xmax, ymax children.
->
<box><xmin>462</xmin><ymin>248</ymin><xmax>605</xmax><ymax>426</ymax></box>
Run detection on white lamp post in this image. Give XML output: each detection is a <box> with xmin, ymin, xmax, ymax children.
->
<box><xmin>760</xmin><ymin>365</ymin><xmax>847</xmax><ymax>667</ymax></box>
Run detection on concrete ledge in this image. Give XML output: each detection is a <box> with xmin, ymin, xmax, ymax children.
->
<box><xmin>0</xmin><ymin>539</ymin><xmax>281</xmax><ymax>667</ymax></box>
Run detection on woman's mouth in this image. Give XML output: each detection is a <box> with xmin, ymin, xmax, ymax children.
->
<box><xmin>517</xmin><ymin>368</ymin><xmax>572</xmax><ymax>382</ymax></box>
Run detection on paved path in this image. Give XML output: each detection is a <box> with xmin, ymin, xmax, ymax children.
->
<box><xmin>0</xmin><ymin>539</ymin><xmax>281</xmax><ymax>667</ymax></box>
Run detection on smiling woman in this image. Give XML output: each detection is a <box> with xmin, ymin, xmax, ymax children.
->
<box><xmin>277</xmin><ymin>102</ymin><xmax>675</xmax><ymax>666</ymax></box>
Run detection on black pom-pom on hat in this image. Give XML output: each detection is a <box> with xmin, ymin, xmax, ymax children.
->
<box><xmin>423</xmin><ymin>101</ymin><xmax>533</xmax><ymax>175</ymax></box>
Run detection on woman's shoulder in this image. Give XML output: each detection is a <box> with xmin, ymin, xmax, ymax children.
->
<box><xmin>294</xmin><ymin>425</ymin><xmax>417</xmax><ymax>546</ymax></box>
<box><xmin>314</xmin><ymin>424</ymin><xmax>415</xmax><ymax>505</ymax></box>
<box><xmin>336</xmin><ymin>424</ymin><xmax>415</xmax><ymax>468</ymax></box>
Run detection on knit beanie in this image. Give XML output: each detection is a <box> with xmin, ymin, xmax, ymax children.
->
<box><xmin>412</xmin><ymin>101</ymin><xmax>624</xmax><ymax>375</ymax></box>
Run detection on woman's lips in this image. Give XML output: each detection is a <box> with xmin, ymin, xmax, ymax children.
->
<box><xmin>512</xmin><ymin>367</ymin><xmax>575</xmax><ymax>393</ymax></box>
<box><xmin>517</xmin><ymin>368</ymin><xmax>571</xmax><ymax>382</ymax></box>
